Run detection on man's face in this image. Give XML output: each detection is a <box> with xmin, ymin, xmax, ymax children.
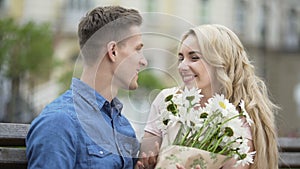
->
<box><xmin>112</xmin><ymin>26</ymin><xmax>148</xmax><ymax>90</ymax></box>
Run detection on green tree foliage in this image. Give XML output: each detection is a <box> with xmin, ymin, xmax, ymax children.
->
<box><xmin>137</xmin><ymin>70</ymin><xmax>165</xmax><ymax>90</ymax></box>
<box><xmin>0</xmin><ymin>18</ymin><xmax>56</xmax><ymax>122</ymax></box>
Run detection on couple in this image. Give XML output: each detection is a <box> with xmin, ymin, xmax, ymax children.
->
<box><xmin>26</xmin><ymin>5</ymin><xmax>279</xmax><ymax>169</ymax></box>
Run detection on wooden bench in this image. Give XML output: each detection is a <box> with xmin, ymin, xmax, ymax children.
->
<box><xmin>0</xmin><ymin>123</ymin><xmax>29</xmax><ymax>169</ymax></box>
<box><xmin>0</xmin><ymin>122</ymin><xmax>300</xmax><ymax>168</ymax></box>
<box><xmin>278</xmin><ymin>137</ymin><xmax>300</xmax><ymax>168</ymax></box>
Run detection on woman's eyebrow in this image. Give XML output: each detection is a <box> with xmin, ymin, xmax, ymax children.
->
<box><xmin>178</xmin><ymin>51</ymin><xmax>202</xmax><ymax>56</ymax></box>
<box><xmin>188</xmin><ymin>51</ymin><xmax>202</xmax><ymax>55</ymax></box>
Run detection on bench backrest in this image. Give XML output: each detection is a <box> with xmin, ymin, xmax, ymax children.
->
<box><xmin>278</xmin><ymin>137</ymin><xmax>300</xmax><ymax>168</ymax></box>
<box><xmin>0</xmin><ymin>123</ymin><xmax>299</xmax><ymax>168</ymax></box>
<box><xmin>0</xmin><ymin>123</ymin><xmax>29</xmax><ymax>169</ymax></box>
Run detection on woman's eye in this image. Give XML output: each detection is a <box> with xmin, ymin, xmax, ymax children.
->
<box><xmin>178</xmin><ymin>56</ymin><xmax>184</xmax><ymax>62</ymax></box>
<box><xmin>191</xmin><ymin>56</ymin><xmax>201</xmax><ymax>60</ymax></box>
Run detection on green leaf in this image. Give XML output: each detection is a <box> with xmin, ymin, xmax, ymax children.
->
<box><xmin>165</xmin><ymin>94</ymin><xmax>173</xmax><ymax>102</ymax></box>
<box><xmin>200</xmin><ymin>112</ymin><xmax>208</xmax><ymax>118</ymax></box>
<box><xmin>167</xmin><ymin>104</ymin><xmax>177</xmax><ymax>114</ymax></box>
<box><xmin>186</xmin><ymin>95</ymin><xmax>195</xmax><ymax>102</ymax></box>
<box><xmin>163</xmin><ymin>119</ymin><xmax>170</xmax><ymax>125</ymax></box>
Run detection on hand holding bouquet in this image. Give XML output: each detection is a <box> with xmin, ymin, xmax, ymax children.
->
<box><xmin>155</xmin><ymin>87</ymin><xmax>255</xmax><ymax>169</ymax></box>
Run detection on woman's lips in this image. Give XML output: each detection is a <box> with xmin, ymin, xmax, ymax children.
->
<box><xmin>182</xmin><ymin>74</ymin><xmax>197</xmax><ymax>83</ymax></box>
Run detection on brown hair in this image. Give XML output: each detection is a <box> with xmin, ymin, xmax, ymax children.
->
<box><xmin>78</xmin><ymin>6</ymin><xmax>142</xmax><ymax>64</ymax></box>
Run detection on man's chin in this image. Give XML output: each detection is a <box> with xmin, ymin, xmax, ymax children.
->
<box><xmin>122</xmin><ymin>82</ymin><xmax>138</xmax><ymax>90</ymax></box>
<box><xmin>128</xmin><ymin>84</ymin><xmax>138</xmax><ymax>90</ymax></box>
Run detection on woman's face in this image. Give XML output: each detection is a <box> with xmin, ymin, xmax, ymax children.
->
<box><xmin>178</xmin><ymin>35</ymin><xmax>214</xmax><ymax>95</ymax></box>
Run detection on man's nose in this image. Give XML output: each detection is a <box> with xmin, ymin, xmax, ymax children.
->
<box><xmin>140</xmin><ymin>55</ymin><xmax>148</xmax><ymax>67</ymax></box>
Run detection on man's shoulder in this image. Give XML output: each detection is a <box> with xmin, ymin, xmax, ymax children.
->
<box><xmin>32</xmin><ymin>107</ymin><xmax>76</xmax><ymax>128</ymax></box>
<box><xmin>28</xmin><ymin>106</ymin><xmax>78</xmax><ymax>140</ymax></box>
<box><xmin>33</xmin><ymin>91</ymin><xmax>77</xmax><ymax>125</ymax></box>
<box><xmin>43</xmin><ymin>90</ymin><xmax>74</xmax><ymax>112</ymax></box>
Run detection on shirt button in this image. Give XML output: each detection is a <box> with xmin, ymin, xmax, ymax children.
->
<box><xmin>99</xmin><ymin>151</ymin><xmax>104</xmax><ymax>155</ymax></box>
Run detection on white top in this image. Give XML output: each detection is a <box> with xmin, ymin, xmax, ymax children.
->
<box><xmin>144</xmin><ymin>87</ymin><xmax>178</xmax><ymax>138</ymax></box>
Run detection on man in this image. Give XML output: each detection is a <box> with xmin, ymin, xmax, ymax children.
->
<box><xmin>26</xmin><ymin>6</ymin><xmax>147</xmax><ymax>169</ymax></box>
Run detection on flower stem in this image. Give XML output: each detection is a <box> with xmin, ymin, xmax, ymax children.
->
<box><xmin>179</xmin><ymin>127</ymin><xmax>191</xmax><ymax>145</ymax></box>
<box><xmin>210</xmin><ymin>134</ymin><xmax>226</xmax><ymax>153</ymax></box>
<box><xmin>218</xmin><ymin>139</ymin><xmax>236</xmax><ymax>154</ymax></box>
<box><xmin>173</xmin><ymin>125</ymin><xmax>184</xmax><ymax>144</ymax></box>
<box><xmin>198</xmin><ymin>125</ymin><xmax>217</xmax><ymax>150</ymax></box>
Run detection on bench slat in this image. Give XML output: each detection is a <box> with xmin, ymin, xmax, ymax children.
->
<box><xmin>279</xmin><ymin>152</ymin><xmax>300</xmax><ymax>168</ymax></box>
<box><xmin>278</xmin><ymin>137</ymin><xmax>300</xmax><ymax>152</ymax></box>
<box><xmin>0</xmin><ymin>147</ymin><xmax>27</xmax><ymax>163</ymax></box>
<box><xmin>0</xmin><ymin>163</ymin><xmax>27</xmax><ymax>169</ymax></box>
<box><xmin>0</xmin><ymin>123</ymin><xmax>29</xmax><ymax>146</ymax></box>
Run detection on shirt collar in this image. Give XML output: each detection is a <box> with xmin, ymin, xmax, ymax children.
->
<box><xmin>95</xmin><ymin>91</ymin><xmax>123</xmax><ymax>115</ymax></box>
<box><xmin>71</xmin><ymin>78</ymin><xmax>123</xmax><ymax>114</ymax></box>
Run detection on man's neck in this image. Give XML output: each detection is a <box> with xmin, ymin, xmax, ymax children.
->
<box><xmin>80</xmin><ymin>69</ymin><xmax>118</xmax><ymax>102</ymax></box>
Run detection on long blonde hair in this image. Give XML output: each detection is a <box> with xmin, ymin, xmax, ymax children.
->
<box><xmin>181</xmin><ymin>24</ymin><xmax>279</xmax><ymax>169</ymax></box>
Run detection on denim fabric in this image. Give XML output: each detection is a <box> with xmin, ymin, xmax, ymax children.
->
<box><xmin>26</xmin><ymin>78</ymin><xmax>139</xmax><ymax>169</ymax></box>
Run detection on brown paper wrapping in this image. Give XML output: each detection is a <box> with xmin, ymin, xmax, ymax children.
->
<box><xmin>155</xmin><ymin>145</ymin><xmax>228</xmax><ymax>169</ymax></box>
<box><xmin>156</xmin><ymin>122</ymin><xmax>229</xmax><ymax>169</ymax></box>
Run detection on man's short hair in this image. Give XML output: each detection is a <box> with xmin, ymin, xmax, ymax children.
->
<box><xmin>78</xmin><ymin>6</ymin><xmax>142</xmax><ymax>65</ymax></box>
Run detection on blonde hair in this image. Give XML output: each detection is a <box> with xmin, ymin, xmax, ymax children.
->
<box><xmin>181</xmin><ymin>24</ymin><xmax>279</xmax><ymax>169</ymax></box>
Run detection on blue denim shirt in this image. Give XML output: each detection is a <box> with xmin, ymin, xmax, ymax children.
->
<box><xmin>26</xmin><ymin>78</ymin><xmax>139</xmax><ymax>169</ymax></box>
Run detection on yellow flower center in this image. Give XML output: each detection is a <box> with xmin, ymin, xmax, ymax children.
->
<box><xmin>219</xmin><ymin>101</ymin><xmax>226</xmax><ymax>109</ymax></box>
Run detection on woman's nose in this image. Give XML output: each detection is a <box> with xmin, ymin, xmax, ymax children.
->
<box><xmin>178</xmin><ymin>60</ymin><xmax>189</xmax><ymax>71</ymax></box>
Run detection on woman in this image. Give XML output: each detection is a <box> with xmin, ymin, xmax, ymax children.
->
<box><xmin>137</xmin><ymin>24</ymin><xmax>279</xmax><ymax>169</ymax></box>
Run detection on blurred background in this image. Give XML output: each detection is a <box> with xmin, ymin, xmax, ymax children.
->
<box><xmin>0</xmin><ymin>0</ymin><xmax>299</xmax><ymax>140</ymax></box>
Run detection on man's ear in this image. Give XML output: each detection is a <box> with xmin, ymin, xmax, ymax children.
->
<box><xmin>107</xmin><ymin>41</ymin><xmax>117</xmax><ymax>62</ymax></box>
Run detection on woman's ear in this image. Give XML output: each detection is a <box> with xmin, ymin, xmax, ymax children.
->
<box><xmin>107</xmin><ymin>41</ymin><xmax>117</xmax><ymax>62</ymax></box>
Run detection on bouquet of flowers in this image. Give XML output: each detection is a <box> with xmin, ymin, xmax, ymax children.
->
<box><xmin>155</xmin><ymin>87</ymin><xmax>255</xmax><ymax>169</ymax></box>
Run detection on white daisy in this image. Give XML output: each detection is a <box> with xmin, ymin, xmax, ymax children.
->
<box><xmin>234</xmin><ymin>150</ymin><xmax>256</xmax><ymax>167</ymax></box>
<box><xmin>181</xmin><ymin>87</ymin><xmax>203</xmax><ymax>107</ymax></box>
<box><xmin>206</xmin><ymin>94</ymin><xmax>235</xmax><ymax>117</ymax></box>
<box><xmin>156</xmin><ymin>110</ymin><xmax>171</xmax><ymax>130</ymax></box>
<box><xmin>239</xmin><ymin>100</ymin><xmax>254</xmax><ymax>126</ymax></box>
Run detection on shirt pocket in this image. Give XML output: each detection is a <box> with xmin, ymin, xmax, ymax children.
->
<box><xmin>87</xmin><ymin>144</ymin><xmax>112</xmax><ymax>158</ymax></box>
<box><xmin>87</xmin><ymin>144</ymin><xmax>118</xmax><ymax>169</ymax></box>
